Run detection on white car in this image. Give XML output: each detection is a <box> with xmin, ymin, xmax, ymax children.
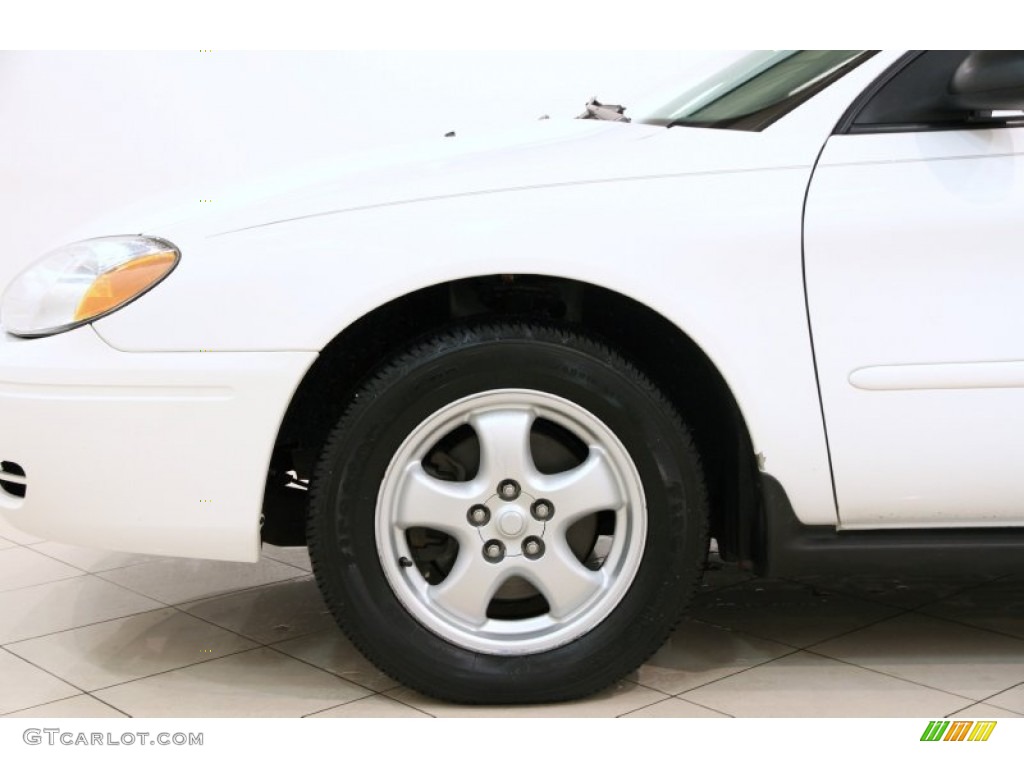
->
<box><xmin>2</xmin><ymin>50</ymin><xmax>1023</xmax><ymax>704</ymax></box>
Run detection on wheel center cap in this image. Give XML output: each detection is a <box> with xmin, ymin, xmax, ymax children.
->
<box><xmin>497</xmin><ymin>509</ymin><xmax>526</xmax><ymax>537</ymax></box>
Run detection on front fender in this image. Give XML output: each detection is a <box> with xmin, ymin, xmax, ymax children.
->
<box><xmin>94</xmin><ymin>169</ymin><xmax>835</xmax><ymax>525</ymax></box>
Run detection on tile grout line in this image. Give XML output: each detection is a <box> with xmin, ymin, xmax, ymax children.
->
<box><xmin>799</xmin><ymin>597</ymin><xmax>1024</xmax><ymax>659</ymax></box>
<box><xmin>670</xmin><ymin>694</ymin><xmax>736</xmax><ymax>718</ymax></box>
<box><xmin>375</xmin><ymin>688</ymin><xmax>439</xmax><ymax>718</ymax></box>
<box><xmin>20</xmin><ymin>542</ymin><xmax>100</xmax><ymax>572</ymax></box>
<box><xmin>0</xmin><ymin>646</ymin><xmax>90</xmax><ymax>714</ymax></box>
<box><xmin>782</xmin><ymin>571</ymin><xmax>1009</xmax><ymax>613</ymax></box>
<box><xmin>959</xmin><ymin>678</ymin><xmax>1024</xmax><ymax>716</ymax></box>
<box><xmin>248</xmin><ymin>645</ymin><xmax>382</xmax><ymax>714</ymax></box>
<box><xmin>797</xmin><ymin>647</ymin><xmax>985</xmax><ymax>708</ymax></box>
<box><xmin>89</xmin><ymin>566</ymin><xmax>304</xmax><ymax>625</ymax></box>
<box><xmin>300</xmin><ymin>690</ymin><xmax>381</xmax><ymax>718</ymax></box>
<box><xmin>24</xmin><ymin>542</ymin><xmax>172</xmax><ymax>574</ymax></box>
<box><xmin>82</xmin><ymin>645</ymin><xmax>380</xmax><ymax>719</ymax></box>
<box><xmin>259</xmin><ymin>551</ymin><xmax>313</xmax><ymax>571</ymax></box>
<box><xmin>681</xmin><ymin>614</ymin><xmax>813</xmax><ymax>653</ymax></box>
<box><xmin>86</xmin><ymin>692</ymin><xmax>133</xmax><ymax>718</ymax></box>
<box><xmin>89</xmin><ymin>561</ymin><xmax>307</xmax><ymax>606</ymax></box>
<box><xmin>1</xmin><ymin>691</ymin><xmax>86</xmax><ymax>718</ymax></box>
<box><xmin>651</xmin><ymin>646</ymin><xmax>805</xmax><ymax>699</ymax></box>
<box><xmin>943</xmin><ymin>698</ymin><xmax>1023</xmax><ymax>718</ymax></box>
<box><xmin>160</xmin><ymin>573</ymin><xmax>326</xmax><ymax>647</ymax></box>
<box><xmin>0</xmin><ymin>568</ymin><xmax>183</xmax><ymax>647</ymax></box>
<box><xmin>86</xmin><ymin>645</ymin><xmax>263</xmax><ymax>697</ymax></box>
<box><xmin>899</xmin><ymin>572</ymin><xmax>1011</xmax><ymax>611</ymax></box>
<box><xmin>630</xmin><ymin>679</ymin><xmax>676</xmax><ymax>695</ymax></box>
<box><xmin>2</xmin><ymin>691</ymin><xmax>136</xmax><ymax>719</ymax></box>
<box><xmin>907</xmin><ymin>606</ymin><xmax>1024</xmax><ymax>647</ymax></box>
<box><xmin>613</xmin><ymin>688</ymin><xmax>672</xmax><ymax>718</ymax></box>
<box><xmin>0</xmin><ymin>608</ymin><xmax>166</xmax><ymax>648</ymax></box>
<box><xmin>771</xmin><ymin>603</ymin><xmax>916</xmax><ymax>651</ymax></box>
<box><xmin>0</xmin><ymin>573</ymin><xmax>89</xmax><ymax>596</ymax></box>
<box><xmin>0</xmin><ymin>538</ymin><xmax>43</xmax><ymax>548</ymax></box>
<box><xmin>689</xmin><ymin>580</ymin><xmax>916</xmax><ymax>652</ymax></box>
<box><xmin>265</xmin><ymin>634</ymin><xmax>404</xmax><ymax>695</ymax></box>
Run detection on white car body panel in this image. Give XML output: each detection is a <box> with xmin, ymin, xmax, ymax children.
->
<box><xmin>0</xmin><ymin>328</ymin><xmax>315</xmax><ymax>560</ymax></box>
<box><xmin>806</xmin><ymin>125</ymin><xmax>1024</xmax><ymax>527</ymax></box>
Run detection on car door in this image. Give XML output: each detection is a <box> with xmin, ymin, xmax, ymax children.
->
<box><xmin>804</xmin><ymin>51</ymin><xmax>1024</xmax><ymax>528</ymax></box>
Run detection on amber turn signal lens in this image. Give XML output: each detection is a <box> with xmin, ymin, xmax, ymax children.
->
<box><xmin>73</xmin><ymin>251</ymin><xmax>177</xmax><ymax>322</ymax></box>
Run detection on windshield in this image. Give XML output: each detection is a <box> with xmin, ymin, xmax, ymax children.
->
<box><xmin>636</xmin><ymin>50</ymin><xmax>872</xmax><ymax>131</ymax></box>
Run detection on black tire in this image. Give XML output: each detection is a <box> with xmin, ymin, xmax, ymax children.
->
<box><xmin>308</xmin><ymin>323</ymin><xmax>708</xmax><ymax>704</ymax></box>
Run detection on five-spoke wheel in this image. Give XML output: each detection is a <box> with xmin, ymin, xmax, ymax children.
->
<box><xmin>308</xmin><ymin>324</ymin><xmax>707</xmax><ymax>703</ymax></box>
<box><xmin>376</xmin><ymin>389</ymin><xmax>646</xmax><ymax>654</ymax></box>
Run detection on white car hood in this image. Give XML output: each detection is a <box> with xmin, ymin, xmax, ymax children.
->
<box><xmin>70</xmin><ymin>118</ymin><xmax>794</xmax><ymax>243</ymax></box>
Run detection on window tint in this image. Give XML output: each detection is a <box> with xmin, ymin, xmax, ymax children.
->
<box><xmin>848</xmin><ymin>50</ymin><xmax>1024</xmax><ymax>133</ymax></box>
<box><xmin>636</xmin><ymin>50</ymin><xmax>872</xmax><ymax>132</ymax></box>
<box><xmin>851</xmin><ymin>51</ymin><xmax>971</xmax><ymax>130</ymax></box>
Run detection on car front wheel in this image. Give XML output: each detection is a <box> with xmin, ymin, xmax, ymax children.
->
<box><xmin>307</xmin><ymin>323</ymin><xmax>708</xmax><ymax>703</ymax></box>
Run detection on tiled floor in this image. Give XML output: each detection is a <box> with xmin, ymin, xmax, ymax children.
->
<box><xmin>2</xmin><ymin>517</ymin><xmax>1024</xmax><ymax>718</ymax></box>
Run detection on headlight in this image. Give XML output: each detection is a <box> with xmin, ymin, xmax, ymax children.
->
<box><xmin>1</xmin><ymin>235</ymin><xmax>179</xmax><ymax>338</ymax></box>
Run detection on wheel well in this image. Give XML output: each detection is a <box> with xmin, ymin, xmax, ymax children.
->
<box><xmin>261</xmin><ymin>275</ymin><xmax>761</xmax><ymax>566</ymax></box>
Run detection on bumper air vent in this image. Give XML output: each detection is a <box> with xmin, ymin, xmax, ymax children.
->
<box><xmin>0</xmin><ymin>460</ymin><xmax>26</xmax><ymax>499</ymax></box>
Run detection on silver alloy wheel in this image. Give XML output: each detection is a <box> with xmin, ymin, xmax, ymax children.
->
<box><xmin>376</xmin><ymin>389</ymin><xmax>647</xmax><ymax>655</ymax></box>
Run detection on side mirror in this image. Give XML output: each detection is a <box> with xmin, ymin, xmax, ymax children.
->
<box><xmin>949</xmin><ymin>51</ymin><xmax>1024</xmax><ymax>111</ymax></box>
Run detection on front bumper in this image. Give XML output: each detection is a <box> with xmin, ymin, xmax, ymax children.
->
<box><xmin>0</xmin><ymin>327</ymin><xmax>316</xmax><ymax>561</ymax></box>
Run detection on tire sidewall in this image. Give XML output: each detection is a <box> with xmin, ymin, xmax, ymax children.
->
<box><xmin>309</xmin><ymin>325</ymin><xmax>706</xmax><ymax>702</ymax></box>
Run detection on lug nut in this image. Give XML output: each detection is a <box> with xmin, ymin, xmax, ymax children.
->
<box><xmin>483</xmin><ymin>540</ymin><xmax>505</xmax><ymax>563</ymax></box>
<box><xmin>497</xmin><ymin>479</ymin><xmax>521</xmax><ymax>501</ymax></box>
<box><xmin>467</xmin><ymin>504</ymin><xmax>491</xmax><ymax>527</ymax></box>
<box><xmin>531</xmin><ymin>499</ymin><xmax>554</xmax><ymax>521</ymax></box>
<box><xmin>522</xmin><ymin>536</ymin><xmax>545</xmax><ymax>560</ymax></box>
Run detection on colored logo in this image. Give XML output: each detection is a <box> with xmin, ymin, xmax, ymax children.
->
<box><xmin>921</xmin><ymin>720</ymin><xmax>996</xmax><ymax>742</ymax></box>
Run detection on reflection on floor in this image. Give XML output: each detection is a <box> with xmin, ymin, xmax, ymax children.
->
<box><xmin>1</xmin><ymin>518</ymin><xmax>1023</xmax><ymax>718</ymax></box>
